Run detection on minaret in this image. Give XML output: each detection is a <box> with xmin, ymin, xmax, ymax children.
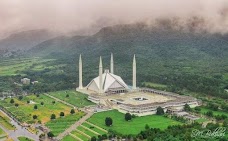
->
<box><xmin>132</xmin><ymin>54</ymin><xmax>136</xmax><ymax>89</ymax></box>
<box><xmin>79</xmin><ymin>54</ymin><xmax>83</xmax><ymax>89</ymax></box>
<box><xmin>99</xmin><ymin>56</ymin><xmax>103</xmax><ymax>94</ymax></box>
<box><xmin>110</xmin><ymin>53</ymin><xmax>114</xmax><ymax>74</ymax></box>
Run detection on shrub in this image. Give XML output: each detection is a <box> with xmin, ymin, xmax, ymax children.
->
<box><xmin>105</xmin><ymin>117</ymin><xmax>113</xmax><ymax>126</ymax></box>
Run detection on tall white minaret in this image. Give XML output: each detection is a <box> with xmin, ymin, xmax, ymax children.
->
<box><xmin>99</xmin><ymin>56</ymin><xmax>103</xmax><ymax>94</ymax></box>
<box><xmin>132</xmin><ymin>54</ymin><xmax>136</xmax><ymax>89</ymax></box>
<box><xmin>79</xmin><ymin>54</ymin><xmax>83</xmax><ymax>89</ymax></box>
<box><xmin>110</xmin><ymin>53</ymin><xmax>114</xmax><ymax>74</ymax></box>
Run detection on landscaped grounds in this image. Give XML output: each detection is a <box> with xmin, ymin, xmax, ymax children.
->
<box><xmin>45</xmin><ymin>111</ymin><xmax>85</xmax><ymax>136</ymax></box>
<box><xmin>0</xmin><ymin>111</ymin><xmax>15</xmax><ymax>130</ymax></box>
<box><xmin>18</xmin><ymin>136</ymin><xmax>34</xmax><ymax>141</ymax></box>
<box><xmin>49</xmin><ymin>90</ymin><xmax>94</xmax><ymax>108</ymax></box>
<box><xmin>87</xmin><ymin>110</ymin><xmax>182</xmax><ymax>135</ymax></box>
<box><xmin>0</xmin><ymin>94</ymin><xmax>73</xmax><ymax>124</ymax></box>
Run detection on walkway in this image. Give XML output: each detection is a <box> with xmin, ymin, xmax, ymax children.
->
<box><xmin>0</xmin><ymin>109</ymin><xmax>40</xmax><ymax>141</ymax></box>
<box><xmin>56</xmin><ymin>112</ymin><xmax>94</xmax><ymax>140</ymax></box>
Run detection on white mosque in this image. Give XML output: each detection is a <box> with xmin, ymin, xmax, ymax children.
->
<box><xmin>76</xmin><ymin>54</ymin><xmax>200</xmax><ymax>116</ymax></box>
<box><xmin>77</xmin><ymin>53</ymin><xmax>136</xmax><ymax>94</ymax></box>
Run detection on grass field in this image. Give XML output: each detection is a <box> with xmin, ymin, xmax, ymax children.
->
<box><xmin>0</xmin><ymin>111</ymin><xmax>15</xmax><ymax>130</ymax></box>
<box><xmin>18</xmin><ymin>136</ymin><xmax>34</xmax><ymax>141</ymax></box>
<box><xmin>18</xmin><ymin>137</ymin><xmax>34</xmax><ymax>141</ymax></box>
<box><xmin>200</xmin><ymin>107</ymin><xmax>228</xmax><ymax>116</ymax></box>
<box><xmin>49</xmin><ymin>90</ymin><xmax>94</xmax><ymax>108</ymax></box>
<box><xmin>0</xmin><ymin>58</ymin><xmax>55</xmax><ymax>76</ymax></box>
<box><xmin>87</xmin><ymin>110</ymin><xmax>182</xmax><ymax>135</ymax></box>
<box><xmin>0</xmin><ymin>94</ymin><xmax>72</xmax><ymax>124</ymax></box>
<box><xmin>71</xmin><ymin>130</ymin><xmax>90</xmax><ymax>141</ymax></box>
<box><xmin>61</xmin><ymin>135</ymin><xmax>77</xmax><ymax>141</ymax></box>
<box><xmin>45</xmin><ymin>111</ymin><xmax>85</xmax><ymax>136</ymax></box>
<box><xmin>0</xmin><ymin>127</ymin><xmax>6</xmax><ymax>136</ymax></box>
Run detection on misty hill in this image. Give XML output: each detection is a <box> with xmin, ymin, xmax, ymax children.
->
<box><xmin>27</xmin><ymin>23</ymin><xmax>228</xmax><ymax>98</ymax></box>
<box><xmin>0</xmin><ymin>29</ymin><xmax>57</xmax><ymax>51</ymax></box>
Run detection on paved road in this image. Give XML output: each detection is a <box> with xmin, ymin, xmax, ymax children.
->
<box><xmin>56</xmin><ymin>112</ymin><xmax>94</xmax><ymax>140</ymax></box>
<box><xmin>0</xmin><ymin>109</ymin><xmax>40</xmax><ymax>141</ymax></box>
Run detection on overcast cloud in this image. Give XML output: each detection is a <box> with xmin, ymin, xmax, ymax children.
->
<box><xmin>0</xmin><ymin>0</ymin><xmax>228</xmax><ymax>38</ymax></box>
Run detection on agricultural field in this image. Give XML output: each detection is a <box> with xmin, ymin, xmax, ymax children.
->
<box><xmin>45</xmin><ymin>111</ymin><xmax>85</xmax><ymax>136</ymax></box>
<box><xmin>0</xmin><ymin>94</ymin><xmax>72</xmax><ymax>124</ymax></box>
<box><xmin>0</xmin><ymin>58</ymin><xmax>55</xmax><ymax>76</ymax></box>
<box><xmin>87</xmin><ymin>110</ymin><xmax>182</xmax><ymax>135</ymax></box>
<box><xmin>18</xmin><ymin>136</ymin><xmax>34</xmax><ymax>141</ymax></box>
<box><xmin>48</xmin><ymin>90</ymin><xmax>94</xmax><ymax>108</ymax></box>
<box><xmin>0</xmin><ymin>111</ymin><xmax>15</xmax><ymax>130</ymax></box>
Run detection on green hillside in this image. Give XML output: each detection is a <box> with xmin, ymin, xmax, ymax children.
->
<box><xmin>1</xmin><ymin>24</ymin><xmax>228</xmax><ymax>98</ymax></box>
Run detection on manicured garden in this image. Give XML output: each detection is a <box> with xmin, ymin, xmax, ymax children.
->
<box><xmin>48</xmin><ymin>90</ymin><xmax>94</xmax><ymax>108</ymax></box>
<box><xmin>18</xmin><ymin>136</ymin><xmax>34</xmax><ymax>141</ymax></box>
<box><xmin>87</xmin><ymin>110</ymin><xmax>182</xmax><ymax>135</ymax></box>
<box><xmin>45</xmin><ymin>111</ymin><xmax>85</xmax><ymax>136</ymax></box>
<box><xmin>61</xmin><ymin>135</ymin><xmax>77</xmax><ymax>141</ymax></box>
<box><xmin>0</xmin><ymin>111</ymin><xmax>15</xmax><ymax>130</ymax></box>
<box><xmin>0</xmin><ymin>94</ymin><xmax>72</xmax><ymax>124</ymax></box>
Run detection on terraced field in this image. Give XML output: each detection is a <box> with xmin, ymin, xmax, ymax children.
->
<box><xmin>66</xmin><ymin>121</ymin><xmax>108</xmax><ymax>141</ymax></box>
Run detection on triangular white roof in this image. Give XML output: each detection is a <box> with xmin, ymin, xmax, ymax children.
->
<box><xmin>86</xmin><ymin>71</ymin><xmax>128</xmax><ymax>93</ymax></box>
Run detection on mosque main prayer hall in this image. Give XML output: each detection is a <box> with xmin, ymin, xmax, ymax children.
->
<box><xmin>76</xmin><ymin>53</ymin><xmax>200</xmax><ymax>116</ymax></box>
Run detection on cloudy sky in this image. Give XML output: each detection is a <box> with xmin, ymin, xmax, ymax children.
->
<box><xmin>0</xmin><ymin>0</ymin><xmax>228</xmax><ymax>37</ymax></box>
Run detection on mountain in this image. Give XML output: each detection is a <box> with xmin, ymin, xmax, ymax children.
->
<box><xmin>0</xmin><ymin>29</ymin><xmax>57</xmax><ymax>51</ymax></box>
<box><xmin>27</xmin><ymin>23</ymin><xmax>228</xmax><ymax>98</ymax></box>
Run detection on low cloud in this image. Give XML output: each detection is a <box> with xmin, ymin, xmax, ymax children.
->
<box><xmin>0</xmin><ymin>0</ymin><xmax>228</xmax><ymax>38</ymax></box>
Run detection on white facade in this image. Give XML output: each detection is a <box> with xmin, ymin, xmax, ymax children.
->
<box><xmin>86</xmin><ymin>70</ymin><xmax>129</xmax><ymax>93</ymax></box>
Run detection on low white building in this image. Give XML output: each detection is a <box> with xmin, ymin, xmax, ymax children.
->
<box><xmin>21</xmin><ymin>78</ymin><xmax>30</xmax><ymax>85</ymax></box>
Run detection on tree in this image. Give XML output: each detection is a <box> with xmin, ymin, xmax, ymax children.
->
<box><xmin>41</xmin><ymin>102</ymin><xmax>44</xmax><ymax>106</ymax></box>
<box><xmin>18</xmin><ymin>96</ymin><xmax>23</xmax><ymax>100</ymax></box>
<box><xmin>91</xmin><ymin>136</ymin><xmax>97</xmax><ymax>141</ymax></box>
<box><xmin>33</xmin><ymin>115</ymin><xmax>38</xmax><ymax>119</ymax></box>
<box><xmin>206</xmin><ymin>111</ymin><xmax>213</xmax><ymax>117</ymax></box>
<box><xmin>66</xmin><ymin>94</ymin><xmax>69</xmax><ymax>98</ymax></box>
<box><xmin>52</xmin><ymin>101</ymin><xmax>55</xmax><ymax>104</ymax></box>
<box><xmin>70</xmin><ymin>109</ymin><xmax>75</xmax><ymax>114</ymax></box>
<box><xmin>15</xmin><ymin>103</ymin><xmax>19</xmax><ymax>107</ymax></box>
<box><xmin>60</xmin><ymin>112</ymin><xmax>65</xmax><ymax>117</ymax></box>
<box><xmin>10</xmin><ymin>99</ymin><xmax>14</xmax><ymax>104</ymax></box>
<box><xmin>36</xmin><ymin>94</ymin><xmax>40</xmax><ymax>97</ymax></box>
<box><xmin>156</xmin><ymin>106</ymin><xmax>164</xmax><ymax>115</ymax></box>
<box><xmin>194</xmin><ymin>106</ymin><xmax>201</xmax><ymax>112</ymax></box>
<box><xmin>145</xmin><ymin>124</ymin><xmax>150</xmax><ymax>130</ymax></box>
<box><xmin>125</xmin><ymin>113</ymin><xmax>132</xmax><ymax>121</ymax></box>
<box><xmin>105</xmin><ymin>117</ymin><xmax>113</xmax><ymax>126</ymax></box>
<box><xmin>184</xmin><ymin>104</ymin><xmax>191</xmax><ymax>112</ymax></box>
<box><xmin>27</xmin><ymin>100</ymin><xmax>30</xmax><ymax>104</ymax></box>
<box><xmin>50</xmin><ymin>114</ymin><xmax>56</xmax><ymax>120</ymax></box>
<box><xmin>47</xmin><ymin>132</ymin><xmax>54</xmax><ymax>138</ymax></box>
<box><xmin>34</xmin><ymin>105</ymin><xmax>38</xmax><ymax>110</ymax></box>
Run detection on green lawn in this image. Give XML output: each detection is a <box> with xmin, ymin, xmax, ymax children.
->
<box><xmin>200</xmin><ymin>107</ymin><xmax>228</xmax><ymax>116</ymax></box>
<box><xmin>18</xmin><ymin>136</ymin><xmax>34</xmax><ymax>141</ymax></box>
<box><xmin>71</xmin><ymin>130</ymin><xmax>89</xmax><ymax>141</ymax></box>
<box><xmin>61</xmin><ymin>135</ymin><xmax>77</xmax><ymax>141</ymax></box>
<box><xmin>0</xmin><ymin>111</ymin><xmax>15</xmax><ymax>130</ymax></box>
<box><xmin>0</xmin><ymin>127</ymin><xmax>6</xmax><ymax>136</ymax></box>
<box><xmin>45</xmin><ymin>111</ymin><xmax>85</xmax><ymax>136</ymax></box>
<box><xmin>48</xmin><ymin>90</ymin><xmax>94</xmax><ymax>108</ymax></box>
<box><xmin>87</xmin><ymin>110</ymin><xmax>182</xmax><ymax>135</ymax></box>
<box><xmin>82</xmin><ymin>122</ymin><xmax>107</xmax><ymax>135</ymax></box>
<box><xmin>77</xmin><ymin>126</ymin><xmax>98</xmax><ymax>137</ymax></box>
<box><xmin>0</xmin><ymin>94</ymin><xmax>72</xmax><ymax>124</ymax></box>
